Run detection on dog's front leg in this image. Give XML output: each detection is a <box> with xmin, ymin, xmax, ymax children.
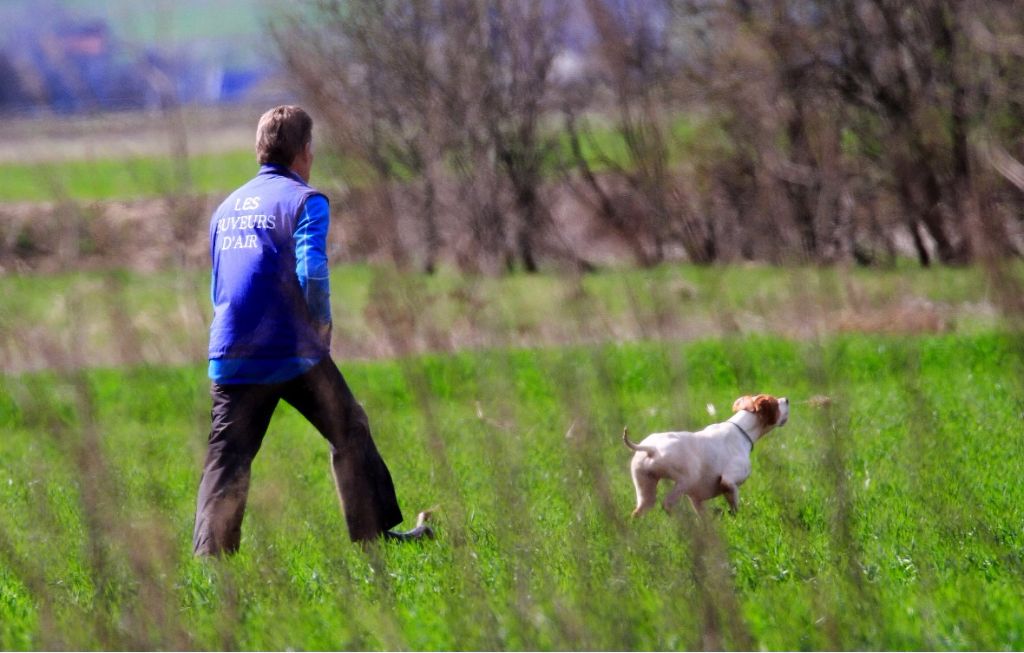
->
<box><xmin>719</xmin><ymin>476</ymin><xmax>740</xmax><ymax>514</ymax></box>
<box><xmin>687</xmin><ymin>495</ymin><xmax>705</xmax><ymax>516</ymax></box>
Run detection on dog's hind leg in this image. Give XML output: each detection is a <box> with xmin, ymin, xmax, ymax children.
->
<box><xmin>630</xmin><ymin>469</ymin><xmax>658</xmax><ymax>518</ymax></box>
<box><xmin>662</xmin><ymin>482</ymin><xmax>688</xmax><ymax>513</ymax></box>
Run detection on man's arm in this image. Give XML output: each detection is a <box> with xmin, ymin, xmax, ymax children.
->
<box><xmin>294</xmin><ymin>194</ymin><xmax>332</xmax><ymax>347</ymax></box>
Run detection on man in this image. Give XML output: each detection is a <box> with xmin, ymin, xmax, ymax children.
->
<box><xmin>193</xmin><ymin>105</ymin><xmax>431</xmax><ymax>556</ymax></box>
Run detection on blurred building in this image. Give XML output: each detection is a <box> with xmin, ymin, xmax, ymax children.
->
<box><xmin>0</xmin><ymin>10</ymin><xmax>275</xmax><ymax>115</ymax></box>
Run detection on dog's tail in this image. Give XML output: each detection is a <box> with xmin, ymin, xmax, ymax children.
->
<box><xmin>622</xmin><ymin>427</ymin><xmax>657</xmax><ymax>458</ymax></box>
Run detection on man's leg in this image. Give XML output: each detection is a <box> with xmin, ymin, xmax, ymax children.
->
<box><xmin>282</xmin><ymin>358</ymin><xmax>404</xmax><ymax>541</ymax></box>
<box><xmin>192</xmin><ymin>382</ymin><xmax>279</xmax><ymax>556</ymax></box>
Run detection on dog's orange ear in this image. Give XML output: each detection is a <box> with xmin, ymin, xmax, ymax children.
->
<box><xmin>753</xmin><ymin>394</ymin><xmax>780</xmax><ymax>427</ymax></box>
<box><xmin>732</xmin><ymin>396</ymin><xmax>755</xmax><ymax>413</ymax></box>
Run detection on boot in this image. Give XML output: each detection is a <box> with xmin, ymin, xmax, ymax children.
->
<box><xmin>383</xmin><ymin>509</ymin><xmax>436</xmax><ymax>542</ymax></box>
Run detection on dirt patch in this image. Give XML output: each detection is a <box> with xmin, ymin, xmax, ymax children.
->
<box><xmin>0</xmin><ymin>196</ymin><xmax>216</xmax><ymax>274</ymax></box>
<box><xmin>830</xmin><ymin>299</ymin><xmax>952</xmax><ymax>335</ymax></box>
<box><xmin>0</xmin><ymin>179</ymin><xmax>643</xmax><ymax>274</ymax></box>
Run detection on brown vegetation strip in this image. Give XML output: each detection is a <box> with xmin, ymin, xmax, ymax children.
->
<box><xmin>0</xmin><ymin>267</ymin><xmax>1005</xmax><ymax>375</ymax></box>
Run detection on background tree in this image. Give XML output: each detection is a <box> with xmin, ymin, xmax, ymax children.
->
<box><xmin>274</xmin><ymin>0</ymin><xmax>1024</xmax><ymax>271</ymax></box>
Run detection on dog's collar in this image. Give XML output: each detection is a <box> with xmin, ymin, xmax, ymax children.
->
<box><xmin>732</xmin><ymin>422</ymin><xmax>755</xmax><ymax>450</ymax></box>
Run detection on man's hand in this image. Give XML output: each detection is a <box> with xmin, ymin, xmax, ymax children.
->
<box><xmin>317</xmin><ymin>320</ymin><xmax>333</xmax><ymax>349</ymax></box>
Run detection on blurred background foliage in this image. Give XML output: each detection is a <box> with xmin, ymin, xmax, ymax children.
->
<box><xmin>1</xmin><ymin>1</ymin><xmax>1024</xmax><ymax>650</ymax></box>
<box><xmin>2</xmin><ymin>0</ymin><xmax>1024</xmax><ymax>277</ymax></box>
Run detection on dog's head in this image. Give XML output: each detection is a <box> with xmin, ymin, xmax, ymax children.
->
<box><xmin>732</xmin><ymin>394</ymin><xmax>789</xmax><ymax>429</ymax></box>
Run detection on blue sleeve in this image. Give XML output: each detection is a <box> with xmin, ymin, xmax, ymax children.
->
<box><xmin>294</xmin><ymin>194</ymin><xmax>332</xmax><ymax>342</ymax></box>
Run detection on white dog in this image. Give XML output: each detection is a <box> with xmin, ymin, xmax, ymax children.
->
<box><xmin>623</xmin><ymin>394</ymin><xmax>789</xmax><ymax>516</ymax></box>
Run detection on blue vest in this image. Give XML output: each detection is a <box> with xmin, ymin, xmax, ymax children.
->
<box><xmin>208</xmin><ymin>165</ymin><xmax>329</xmax><ymax>361</ymax></box>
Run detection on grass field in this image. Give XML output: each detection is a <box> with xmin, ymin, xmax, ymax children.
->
<box><xmin>0</xmin><ymin>114</ymin><xmax>703</xmax><ymax>203</ymax></box>
<box><xmin>0</xmin><ymin>262</ymin><xmax>1010</xmax><ymax>373</ymax></box>
<box><xmin>1</xmin><ymin>322</ymin><xmax>1023</xmax><ymax>648</ymax></box>
<box><xmin>0</xmin><ymin>150</ymin><xmax>257</xmax><ymax>203</ymax></box>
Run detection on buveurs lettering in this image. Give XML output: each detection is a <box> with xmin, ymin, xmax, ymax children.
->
<box><xmin>217</xmin><ymin>195</ymin><xmax>277</xmax><ymax>251</ymax></box>
<box><xmin>216</xmin><ymin>213</ymin><xmax>277</xmax><ymax>232</ymax></box>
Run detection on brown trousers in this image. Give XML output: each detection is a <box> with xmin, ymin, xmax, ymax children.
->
<box><xmin>192</xmin><ymin>357</ymin><xmax>403</xmax><ymax>555</ymax></box>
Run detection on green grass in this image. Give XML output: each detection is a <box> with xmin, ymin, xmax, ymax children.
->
<box><xmin>0</xmin><ymin>114</ymin><xmax>707</xmax><ymax>202</ymax></box>
<box><xmin>1</xmin><ymin>331</ymin><xmax>1022</xmax><ymax>649</ymax></box>
<box><xmin>0</xmin><ymin>145</ymin><xmax>399</xmax><ymax>202</ymax></box>
<box><xmin>0</xmin><ymin>150</ymin><xmax>258</xmax><ymax>203</ymax></box>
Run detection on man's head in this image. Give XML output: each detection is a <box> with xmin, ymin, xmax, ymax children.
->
<box><xmin>255</xmin><ymin>105</ymin><xmax>314</xmax><ymax>181</ymax></box>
